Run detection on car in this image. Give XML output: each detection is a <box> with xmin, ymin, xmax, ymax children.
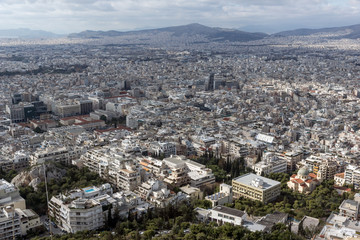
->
<box><xmin>51</xmin><ymin>222</ymin><xmax>58</xmax><ymax>228</ymax></box>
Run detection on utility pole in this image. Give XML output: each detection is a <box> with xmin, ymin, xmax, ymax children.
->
<box><xmin>12</xmin><ymin>205</ymin><xmax>15</xmax><ymax>240</ymax></box>
<box><xmin>43</xmin><ymin>164</ymin><xmax>53</xmax><ymax>240</ymax></box>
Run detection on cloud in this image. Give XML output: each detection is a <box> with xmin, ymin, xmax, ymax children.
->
<box><xmin>0</xmin><ymin>0</ymin><xmax>358</xmax><ymax>33</ymax></box>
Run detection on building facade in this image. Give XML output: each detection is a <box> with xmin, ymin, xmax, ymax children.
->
<box><xmin>232</xmin><ymin>173</ymin><xmax>281</xmax><ymax>203</ymax></box>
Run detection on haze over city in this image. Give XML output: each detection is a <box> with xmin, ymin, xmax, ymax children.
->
<box><xmin>1</xmin><ymin>0</ymin><xmax>360</xmax><ymax>34</ymax></box>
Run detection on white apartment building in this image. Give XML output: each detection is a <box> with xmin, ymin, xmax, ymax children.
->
<box><xmin>50</xmin><ymin>197</ymin><xmax>105</xmax><ymax>233</ymax></box>
<box><xmin>185</xmin><ymin>160</ymin><xmax>215</xmax><ymax>188</ymax></box>
<box><xmin>49</xmin><ymin>184</ymin><xmax>113</xmax><ymax>233</ymax></box>
<box><xmin>253</xmin><ymin>152</ymin><xmax>287</xmax><ymax>176</ymax></box>
<box><xmin>49</xmin><ymin>184</ymin><xmax>150</xmax><ymax>233</ymax></box>
<box><xmin>345</xmin><ymin>164</ymin><xmax>360</xmax><ymax>190</ymax></box>
<box><xmin>30</xmin><ymin>146</ymin><xmax>83</xmax><ymax>165</ymax></box>
<box><xmin>150</xmin><ymin>142</ymin><xmax>176</xmax><ymax>158</ymax></box>
<box><xmin>81</xmin><ymin>147</ymin><xmax>141</xmax><ymax>191</ymax></box>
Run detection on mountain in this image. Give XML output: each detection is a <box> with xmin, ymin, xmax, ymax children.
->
<box><xmin>68</xmin><ymin>23</ymin><xmax>268</xmax><ymax>42</ymax></box>
<box><xmin>0</xmin><ymin>28</ymin><xmax>61</xmax><ymax>39</ymax></box>
<box><xmin>273</xmin><ymin>24</ymin><xmax>360</xmax><ymax>39</ymax></box>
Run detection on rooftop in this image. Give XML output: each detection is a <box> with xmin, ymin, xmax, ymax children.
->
<box><xmin>233</xmin><ymin>173</ymin><xmax>281</xmax><ymax>190</ymax></box>
<box><xmin>212</xmin><ymin>205</ymin><xmax>245</xmax><ymax>218</ymax></box>
<box><xmin>340</xmin><ymin>199</ymin><xmax>359</xmax><ymax>211</ymax></box>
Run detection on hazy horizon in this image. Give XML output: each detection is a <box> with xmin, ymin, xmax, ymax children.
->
<box><xmin>0</xmin><ymin>0</ymin><xmax>359</xmax><ymax>34</ymax></box>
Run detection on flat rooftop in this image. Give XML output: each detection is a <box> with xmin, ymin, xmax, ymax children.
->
<box><xmin>212</xmin><ymin>205</ymin><xmax>245</xmax><ymax>218</ymax></box>
<box><xmin>233</xmin><ymin>173</ymin><xmax>281</xmax><ymax>191</ymax></box>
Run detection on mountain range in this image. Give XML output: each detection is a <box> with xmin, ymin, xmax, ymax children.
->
<box><xmin>68</xmin><ymin>23</ymin><xmax>268</xmax><ymax>42</ymax></box>
<box><xmin>1</xmin><ymin>23</ymin><xmax>360</xmax><ymax>41</ymax></box>
<box><xmin>0</xmin><ymin>28</ymin><xmax>61</xmax><ymax>39</ymax></box>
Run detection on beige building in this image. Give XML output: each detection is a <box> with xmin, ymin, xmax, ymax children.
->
<box><xmin>16</xmin><ymin>208</ymin><xmax>42</xmax><ymax>236</ymax></box>
<box><xmin>317</xmin><ymin>160</ymin><xmax>338</xmax><ymax>181</ymax></box>
<box><xmin>287</xmin><ymin>167</ymin><xmax>320</xmax><ymax>194</ymax></box>
<box><xmin>0</xmin><ymin>179</ymin><xmax>26</xmax><ymax>210</ymax></box>
<box><xmin>334</xmin><ymin>172</ymin><xmax>345</xmax><ymax>186</ymax></box>
<box><xmin>232</xmin><ymin>173</ymin><xmax>281</xmax><ymax>203</ymax></box>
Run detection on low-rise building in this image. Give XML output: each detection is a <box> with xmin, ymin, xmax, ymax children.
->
<box><xmin>334</xmin><ymin>172</ymin><xmax>345</xmax><ymax>186</ymax></box>
<box><xmin>205</xmin><ymin>183</ymin><xmax>233</xmax><ymax>207</ymax></box>
<box><xmin>232</xmin><ymin>173</ymin><xmax>281</xmax><ymax>203</ymax></box>
<box><xmin>339</xmin><ymin>199</ymin><xmax>359</xmax><ymax>220</ymax></box>
<box><xmin>209</xmin><ymin>205</ymin><xmax>246</xmax><ymax>226</ymax></box>
<box><xmin>134</xmin><ymin>179</ymin><xmax>187</xmax><ymax>208</ymax></box>
<box><xmin>287</xmin><ymin>167</ymin><xmax>320</xmax><ymax>194</ymax></box>
<box><xmin>209</xmin><ymin>205</ymin><xmax>266</xmax><ymax>232</ymax></box>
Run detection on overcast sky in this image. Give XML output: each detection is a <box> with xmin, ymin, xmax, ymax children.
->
<box><xmin>1</xmin><ymin>0</ymin><xmax>359</xmax><ymax>34</ymax></box>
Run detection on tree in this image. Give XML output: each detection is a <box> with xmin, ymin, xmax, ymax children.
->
<box><xmin>100</xmin><ymin>115</ymin><xmax>107</xmax><ymax>122</ymax></box>
<box><xmin>34</xmin><ymin>126</ymin><xmax>44</xmax><ymax>133</ymax></box>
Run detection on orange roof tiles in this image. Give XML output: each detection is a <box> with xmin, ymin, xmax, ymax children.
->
<box><xmin>294</xmin><ymin>179</ymin><xmax>304</xmax><ymax>184</ymax></box>
<box><xmin>335</xmin><ymin>173</ymin><xmax>345</xmax><ymax>178</ymax></box>
<box><xmin>309</xmin><ymin>173</ymin><xmax>317</xmax><ymax>179</ymax></box>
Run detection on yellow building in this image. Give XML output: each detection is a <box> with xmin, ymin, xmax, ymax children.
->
<box><xmin>232</xmin><ymin>173</ymin><xmax>281</xmax><ymax>203</ymax></box>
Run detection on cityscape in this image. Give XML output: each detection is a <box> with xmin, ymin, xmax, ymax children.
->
<box><xmin>1</xmin><ymin>2</ymin><xmax>360</xmax><ymax>240</ymax></box>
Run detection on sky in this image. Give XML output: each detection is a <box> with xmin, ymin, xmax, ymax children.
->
<box><xmin>0</xmin><ymin>0</ymin><xmax>360</xmax><ymax>34</ymax></box>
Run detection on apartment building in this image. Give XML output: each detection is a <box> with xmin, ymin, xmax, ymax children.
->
<box><xmin>277</xmin><ymin>151</ymin><xmax>303</xmax><ymax>173</ymax></box>
<box><xmin>134</xmin><ymin>179</ymin><xmax>180</xmax><ymax>207</ymax></box>
<box><xmin>338</xmin><ymin>199</ymin><xmax>359</xmax><ymax>220</ymax></box>
<box><xmin>232</xmin><ymin>173</ymin><xmax>281</xmax><ymax>203</ymax></box>
<box><xmin>6</xmin><ymin>104</ymin><xmax>25</xmax><ymax>123</ymax></box>
<box><xmin>81</xmin><ymin>148</ymin><xmax>141</xmax><ymax>191</ymax></box>
<box><xmin>50</xmin><ymin>197</ymin><xmax>105</xmax><ymax>233</ymax></box>
<box><xmin>345</xmin><ymin>165</ymin><xmax>360</xmax><ymax>189</ymax></box>
<box><xmin>185</xmin><ymin>160</ymin><xmax>215</xmax><ymax>188</ymax></box>
<box><xmin>317</xmin><ymin>160</ymin><xmax>338</xmax><ymax>181</ymax></box>
<box><xmin>0</xmin><ymin>179</ymin><xmax>26</xmax><ymax>210</ymax></box>
<box><xmin>30</xmin><ymin>146</ymin><xmax>83</xmax><ymax>165</ymax></box>
<box><xmin>150</xmin><ymin>142</ymin><xmax>176</xmax><ymax>158</ymax></box>
<box><xmin>0</xmin><ymin>206</ymin><xmax>21</xmax><ymax>240</ymax></box>
<box><xmin>49</xmin><ymin>184</ymin><xmax>113</xmax><ymax>233</ymax></box>
<box><xmin>163</xmin><ymin>156</ymin><xmax>189</xmax><ymax>187</ymax></box>
<box><xmin>16</xmin><ymin>209</ymin><xmax>42</xmax><ymax>236</ymax></box>
<box><xmin>253</xmin><ymin>152</ymin><xmax>287</xmax><ymax>176</ymax></box>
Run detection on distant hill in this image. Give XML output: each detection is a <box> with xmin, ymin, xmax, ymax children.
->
<box><xmin>0</xmin><ymin>28</ymin><xmax>61</xmax><ymax>39</ymax></box>
<box><xmin>273</xmin><ymin>24</ymin><xmax>360</xmax><ymax>39</ymax></box>
<box><xmin>68</xmin><ymin>23</ymin><xmax>268</xmax><ymax>42</ymax></box>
